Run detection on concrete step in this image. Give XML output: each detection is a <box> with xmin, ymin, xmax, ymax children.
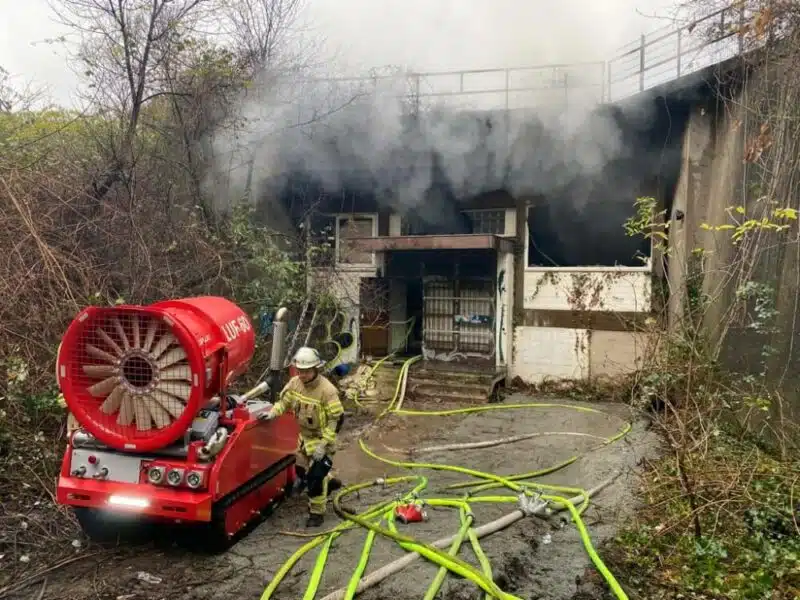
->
<box><xmin>360</xmin><ymin>360</ymin><xmax>505</xmax><ymax>404</ymax></box>
<box><xmin>409</xmin><ymin>381</ymin><xmax>487</xmax><ymax>403</ymax></box>
<box><xmin>410</xmin><ymin>368</ymin><xmax>497</xmax><ymax>386</ymax></box>
<box><xmin>408</xmin><ymin>373</ymin><xmax>495</xmax><ymax>389</ymax></box>
<box><xmin>407</xmin><ymin>377</ymin><xmax>491</xmax><ymax>395</ymax></box>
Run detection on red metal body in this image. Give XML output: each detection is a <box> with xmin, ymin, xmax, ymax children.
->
<box><xmin>58</xmin><ymin>297</ymin><xmax>256</xmax><ymax>452</ymax></box>
<box><xmin>55</xmin><ymin>297</ymin><xmax>300</xmax><ymax>539</ymax></box>
<box><xmin>56</xmin><ymin>411</ymin><xmax>299</xmax><ymax>533</ymax></box>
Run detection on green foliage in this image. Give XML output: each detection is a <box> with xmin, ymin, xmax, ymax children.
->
<box><xmin>610</xmin><ymin>434</ymin><xmax>800</xmax><ymax>600</ymax></box>
<box><xmin>1</xmin><ymin>349</ymin><xmax>64</xmax><ymax>459</ymax></box>
<box><xmin>616</xmin><ymin>195</ymin><xmax>800</xmax><ymax>598</ymax></box>
<box><xmin>0</xmin><ymin>109</ymin><xmax>103</xmax><ymax>171</ymax></box>
<box><xmin>700</xmin><ymin>205</ymin><xmax>798</xmax><ymax>244</ymax></box>
<box><xmin>623</xmin><ymin>195</ymin><xmax>669</xmax><ymax>258</ymax></box>
<box><xmin>225</xmin><ymin>202</ymin><xmax>307</xmax><ymax>315</ymax></box>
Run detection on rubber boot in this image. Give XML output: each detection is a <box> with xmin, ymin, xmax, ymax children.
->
<box><xmin>292</xmin><ymin>466</ymin><xmax>307</xmax><ymax>495</ymax></box>
<box><xmin>328</xmin><ymin>478</ymin><xmax>343</xmax><ymax>493</ymax></box>
<box><xmin>305</xmin><ymin>513</ymin><xmax>324</xmax><ymax>528</ymax></box>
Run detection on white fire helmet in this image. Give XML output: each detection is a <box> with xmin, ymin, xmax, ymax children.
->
<box><xmin>292</xmin><ymin>346</ymin><xmax>324</xmax><ymax>370</ymax></box>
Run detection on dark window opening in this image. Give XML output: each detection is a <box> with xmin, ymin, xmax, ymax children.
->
<box><xmin>308</xmin><ymin>214</ymin><xmax>336</xmax><ymax>267</ymax></box>
<box><xmin>401</xmin><ymin>210</ymin><xmax>505</xmax><ymax>236</ymax></box>
<box><xmin>462</xmin><ymin>209</ymin><xmax>505</xmax><ymax>234</ymax></box>
<box><xmin>527</xmin><ymin>190</ymin><xmax>652</xmax><ymax>268</ymax></box>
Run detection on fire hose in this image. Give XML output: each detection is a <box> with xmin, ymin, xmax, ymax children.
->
<box><xmin>260</xmin><ymin>355</ymin><xmax>632</xmax><ymax>600</ymax></box>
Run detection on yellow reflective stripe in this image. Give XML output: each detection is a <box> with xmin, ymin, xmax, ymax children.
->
<box><xmin>321</xmin><ymin>427</ymin><xmax>337</xmax><ymax>443</ymax></box>
<box><xmin>302</xmin><ymin>437</ymin><xmax>324</xmax><ymax>453</ymax></box>
<box><xmin>326</xmin><ymin>398</ymin><xmax>344</xmax><ymax>417</ymax></box>
<box><xmin>286</xmin><ymin>390</ymin><xmax>323</xmax><ymax>405</ymax></box>
<box><xmin>308</xmin><ymin>478</ymin><xmax>329</xmax><ymax>515</ymax></box>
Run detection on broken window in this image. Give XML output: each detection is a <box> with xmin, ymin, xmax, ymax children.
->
<box><xmin>307</xmin><ymin>214</ymin><xmax>336</xmax><ymax>267</ymax></box>
<box><xmin>400</xmin><ymin>210</ymin><xmax>506</xmax><ymax>235</ymax></box>
<box><xmin>526</xmin><ymin>201</ymin><xmax>651</xmax><ymax>268</ymax></box>
<box><xmin>462</xmin><ymin>209</ymin><xmax>505</xmax><ymax>234</ymax></box>
<box><xmin>337</xmin><ymin>216</ymin><xmax>375</xmax><ymax>265</ymax></box>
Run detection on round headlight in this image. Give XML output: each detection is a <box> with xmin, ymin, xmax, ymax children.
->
<box><xmin>147</xmin><ymin>466</ymin><xmax>164</xmax><ymax>484</ymax></box>
<box><xmin>186</xmin><ymin>471</ymin><xmax>202</xmax><ymax>489</ymax></box>
<box><xmin>166</xmin><ymin>469</ymin><xmax>183</xmax><ymax>486</ymax></box>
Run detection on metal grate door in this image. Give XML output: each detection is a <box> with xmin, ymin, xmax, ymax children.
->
<box><xmin>422</xmin><ymin>277</ymin><xmax>495</xmax><ymax>358</ymax></box>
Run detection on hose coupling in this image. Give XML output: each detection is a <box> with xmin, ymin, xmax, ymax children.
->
<box><xmin>464</xmin><ymin>510</ymin><xmax>475</xmax><ymax>521</ymax></box>
<box><xmin>518</xmin><ymin>492</ymin><xmax>546</xmax><ymax>516</ymax></box>
<box><xmin>375</xmin><ymin>477</ymin><xmax>386</xmax><ymax>486</ymax></box>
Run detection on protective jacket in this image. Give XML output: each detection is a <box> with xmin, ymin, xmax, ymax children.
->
<box><xmin>270</xmin><ymin>374</ymin><xmax>344</xmax><ymax>516</ymax></box>
<box><xmin>271</xmin><ymin>374</ymin><xmax>344</xmax><ymax>455</ymax></box>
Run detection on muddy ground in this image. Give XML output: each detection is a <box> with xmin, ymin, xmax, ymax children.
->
<box><xmin>3</xmin><ymin>394</ymin><xmax>660</xmax><ymax>600</ymax></box>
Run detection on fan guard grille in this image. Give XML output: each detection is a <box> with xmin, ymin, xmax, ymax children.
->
<box><xmin>64</xmin><ymin>309</ymin><xmax>200</xmax><ymax>450</ymax></box>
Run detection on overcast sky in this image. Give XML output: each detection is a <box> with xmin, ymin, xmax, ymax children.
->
<box><xmin>1</xmin><ymin>0</ymin><xmax>677</xmax><ymax>107</ymax></box>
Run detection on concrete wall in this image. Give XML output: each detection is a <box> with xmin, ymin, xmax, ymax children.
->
<box><xmin>523</xmin><ymin>271</ymin><xmax>651</xmax><ymax>312</ymax></box>
<box><xmin>665</xmin><ymin>69</ymin><xmax>800</xmax><ymax>439</ymax></box>
<box><xmin>511</xmin><ymin>269</ymin><xmax>654</xmax><ymax>383</ymax></box>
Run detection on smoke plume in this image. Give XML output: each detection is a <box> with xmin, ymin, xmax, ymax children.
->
<box><xmin>208</xmin><ymin>0</ymin><xmax>680</xmax><ymax>263</ymax></box>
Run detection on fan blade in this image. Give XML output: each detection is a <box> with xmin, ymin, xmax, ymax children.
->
<box><xmin>100</xmin><ymin>385</ymin><xmax>125</xmax><ymax>414</ymax></box>
<box><xmin>141</xmin><ymin>395</ymin><xmax>171</xmax><ymax>428</ymax></box>
<box><xmin>117</xmin><ymin>393</ymin><xmax>135</xmax><ymax>426</ymax></box>
<box><xmin>133</xmin><ymin>397</ymin><xmax>152</xmax><ymax>431</ymax></box>
<box><xmin>88</xmin><ymin>376</ymin><xmax>120</xmax><ymax>397</ymax></box>
<box><xmin>83</xmin><ymin>364</ymin><xmax>119</xmax><ymax>378</ymax></box>
<box><xmin>86</xmin><ymin>344</ymin><xmax>118</xmax><ymax>364</ymax></box>
<box><xmin>150</xmin><ymin>388</ymin><xmax>186</xmax><ymax>418</ymax></box>
<box><xmin>156</xmin><ymin>347</ymin><xmax>187</xmax><ymax>370</ymax></box>
<box><xmin>150</xmin><ymin>333</ymin><xmax>176</xmax><ymax>360</ymax></box>
<box><xmin>131</xmin><ymin>315</ymin><xmax>141</xmax><ymax>349</ymax></box>
<box><xmin>159</xmin><ymin>365</ymin><xmax>192</xmax><ymax>381</ymax></box>
<box><xmin>112</xmin><ymin>317</ymin><xmax>131</xmax><ymax>352</ymax></box>
<box><xmin>142</xmin><ymin>319</ymin><xmax>158</xmax><ymax>353</ymax></box>
<box><xmin>97</xmin><ymin>329</ymin><xmax>124</xmax><ymax>357</ymax></box>
<box><xmin>159</xmin><ymin>381</ymin><xmax>192</xmax><ymax>401</ymax></box>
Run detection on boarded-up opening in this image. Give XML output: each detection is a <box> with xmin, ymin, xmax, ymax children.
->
<box><xmin>423</xmin><ymin>278</ymin><xmax>495</xmax><ymax>357</ymax></box>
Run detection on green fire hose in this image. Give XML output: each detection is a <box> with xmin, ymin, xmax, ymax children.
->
<box><xmin>260</xmin><ymin>354</ymin><xmax>632</xmax><ymax>600</ymax></box>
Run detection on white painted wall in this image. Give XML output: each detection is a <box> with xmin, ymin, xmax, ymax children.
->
<box><xmin>502</xmin><ymin>209</ymin><xmax>516</xmax><ymax>238</ymax></box>
<box><xmin>523</xmin><ymin>271</ymin><xmax>651</xmax><ymax>312</ymax></box>
<box><xmin>512</xmin><ymin>269</ymin><xmax>653</xmax><ymax>383</ymax></box>
<box><xmin>511</xmin><ymin>326</ymin><xmax>590</xmax><ymax>383</ymax></box>
<box><xmin>311</xmin><ymin>267</ymin><xmax>376</xmax><ymax>365</ymax></box>
<box><xmin>389</xmin><ymin>214</ymin><xmax>402</xmax><ymax>237</ymax></box>
<box><xmin>495</xmin><ymin>250</ymin><xmax>514</xmax><ymax>367</ymax></box>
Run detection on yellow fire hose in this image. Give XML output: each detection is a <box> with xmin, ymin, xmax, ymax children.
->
<box><xmin>260</xmin><ymin>354</ymin><xmax>632</xmax><ymax>600</ymax></box>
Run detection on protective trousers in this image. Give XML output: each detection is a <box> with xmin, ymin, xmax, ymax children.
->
<box><xmin>295</xmin><ymin>438</ymin><xmax>333</xmax><ymax>516</ymax></box>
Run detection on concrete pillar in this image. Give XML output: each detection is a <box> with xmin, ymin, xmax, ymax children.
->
<box><xmin>668</xmin><ymin>105</ymin><xmax>714</xmax><ymax>333</ymax></box>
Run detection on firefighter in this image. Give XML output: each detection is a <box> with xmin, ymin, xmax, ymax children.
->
<box><xmin>258</xmin><ymin>346</ymin><xmax>345</xmax><ymax>528</ymax></box>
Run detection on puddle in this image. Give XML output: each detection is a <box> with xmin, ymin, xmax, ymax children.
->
<box><xmin>333</xmin><ymin>411</ymin><xmax>456</xmax><ymax>483</ymax></box>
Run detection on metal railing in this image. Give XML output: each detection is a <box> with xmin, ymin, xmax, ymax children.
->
<box><xmin>312</xmin><ymin>62</ymin><xmax>606</xmax><ymax>112</ymax></box>
<box><xmin>607</xmin><ymin>3</ymin><xmax>755</xmax><ymax>100</ymax></box>
<box><xmin>303</xmin><ymin>2</ymin><xmax>753</xmax><ymax>111</ymax></box>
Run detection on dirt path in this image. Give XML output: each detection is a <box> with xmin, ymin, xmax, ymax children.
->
<box><xmin>4</xmin><ymin>395</ymin><xmax>659</xmax><ymax>600</ymax></box>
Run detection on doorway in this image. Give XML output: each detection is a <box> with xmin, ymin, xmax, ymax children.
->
<box><xmin>406</xmin><ymin>279</ymin><xmax>424</xmax><ymax>355</ymax></box>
